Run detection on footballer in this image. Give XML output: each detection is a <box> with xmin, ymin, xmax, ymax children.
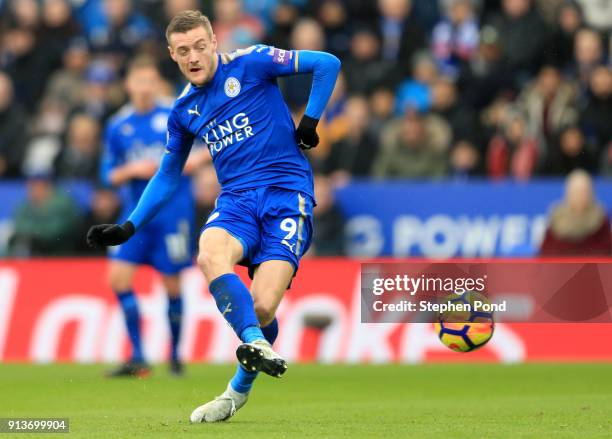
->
<box><xmin>100</xmin><ymin>57</ymin><xmax>207</xmax><ymax>377</ymax></box>
<box><xmin>87</xmin><ymin>10</ymin><xmax>340</xmax><ymax>422</ymax></box>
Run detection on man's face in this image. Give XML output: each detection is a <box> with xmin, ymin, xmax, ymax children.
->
<box><xmin>168</xmin><ymin>26</ymin><xmax>218</xmax><ymax>86</ymax></box>
<box><xmin>125</xmin><ymin>66</ymin><xmax>160</xmax><ymax>108</ymax></box>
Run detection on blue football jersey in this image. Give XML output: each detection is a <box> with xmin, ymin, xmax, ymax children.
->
<box><xmin>102</xmin><ymin>102</ymin><xmax>193</xmax><ymax>209</ymax></box>
<box><xmin>165</xmin><ymin>45</ymin><xmax>314</xmax><ymax>198</ymax></box>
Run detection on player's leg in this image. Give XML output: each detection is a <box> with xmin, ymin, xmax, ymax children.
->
<box><xmin>229</xmin><ymin>260</ymin><xmax>289</xmax><ymax>394</ymax></box>
<box><xmin>193</xmin><ymin>190</ymin><xmax>312</xmax><ymax>422</ymax></box>
<box><xmin>150</xmin><ymin>214</ymin><xmax>194</xmax><ymax>376</ymax></box>
<box><xmin>232</xmin><ymin>188</ymin><xmax>312</xmax><ymax>382</ymax></box>
<box><xmin>107</xmin><ymin>260</ymin><xmax>150</xmax><ymax>377</ymax></box>
<box><xmin>234</xmin><ymin>187</ymin><xmax>314</xmax><ymax>379</ymax></box>
<box><xmin>191</xmin><ymin>264</ymin><xmax>287</xmax><ymax>423</ymax></box>
<box><xmin>198</xmin><ymin>226</ymin><xmax>267</xmax><ymax>345</ymax></box>
<box><xmin>189</xmin><ymin>227</ymin><xmax>266</xmax><ymax>423</ymax></box>
<box><xmin>162</xmin><ymin>274</ymin><xmax>184</xmax><ymax>375</ymax></box>
<box><xmin>191</xmin><ymin>191</ymin><xmax>292</xmax><ymax>423</ymax></box>
<box><xmin>193</xmin><ymin>243</ymin><xmax>300</xmax><ymax>421</ymax></box>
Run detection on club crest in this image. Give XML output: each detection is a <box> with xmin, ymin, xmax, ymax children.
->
<box><xmin>224</xmin><ymin>77</ymin><xmax>241</xmax><ymax>98</ymax></box>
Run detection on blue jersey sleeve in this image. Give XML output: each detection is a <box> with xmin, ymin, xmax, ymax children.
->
<box><xmin>242</xmin><ymin>46</ymin><xmax>341</xmax><ymax>120</ymax></box>
<box><xmin>296</xmin><ymin>50</ymin><xmax>341</xmax><ymax>120</ymax></box>
<box><xmin>233</xmin><ymin>45</ymin><xmax>298</xmax><ymax>79</ymax></box>
<box><xmin>166</xmin><ymin>107</ymin><xmax>195</xmax><ymax>153</ymax></box>
<box><xmin>99</xmin><ymin>123</ymin><xmax>122</xmax><ymax>187</ymax></box>
<box><xmin>126</xmin><ymin>109</ymin><xmax>194</xmax><ymax>229</ymax></box>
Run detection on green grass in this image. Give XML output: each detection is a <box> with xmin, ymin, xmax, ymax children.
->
<box><xmin>1</xmin><ymin>363</ymin><xmax>612</xmax><ymax>438</ymax></box>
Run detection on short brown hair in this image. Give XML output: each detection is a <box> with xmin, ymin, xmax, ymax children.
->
<box><xmin>165</xmin><ymin>10</ymin><xmax>213</xmax><ymax>44</ymax></box>
<box><xmin>126</xmin><ymin>55</ymin><xmax>159</xmax><ymax>76</ymax></box>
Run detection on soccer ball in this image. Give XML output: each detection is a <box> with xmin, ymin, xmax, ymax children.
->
<box><xmin>433</xmin><ymin>291</ymin><xmax>495</xmax><ymax>352</ymax></box>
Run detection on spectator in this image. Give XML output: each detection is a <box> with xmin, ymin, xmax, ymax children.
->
<box><xmin>280</xmin><ymin>18</ymin><xmax>325</xmax><ymax>111</ymax></box>
<box><xmin>517</xmin><ymin>65</ymin><xmax>578</xmax><ymax>149</ymax></box>
<box><xmin>290</xmin><ymin>16</ymin><xmax>327</xmax><ymax>50</ymax></box>
<box><xmin>212</xmin><ymin>0</ymin><xmax>264</xmax><ymax>53</ymax></box>
<box><xmin>395</xmin><ymin>52</ymin><xmax>439</xmax><ymax>113</ymax></box>
<box><xmin>40</xmin><ymin>0</ymin><xmax>81</xmax><ymax>69</ymax></box>
<box><xmin>0</xmin><ymin>11</ymin><xmax>58</xmax><ymax>111</ymax></box>
<box><xmin>55</xmin><ymin>113</ymin><xmax>101</xmax><ymax>180</ymax></box>
<box><xmin>545</xmin><ymin>125</ymin><xmax>597</xmax><ymax>175</ymax></box>
<box><xmin>264</xmin><ymin>1</ymin><xmax>299</xmax><ymax>49</ymax></box>
<box><xmin>457</xmin><ymin>25</ymin><xmax>514</xmax><ymax>109</ymax></box>
<box><xmin>343</xmin><ymin>26</ymin><xmax>396</xmax><ymax>94</ymax></box>
<box><xmin>310</xmin><ymin>174</ymin><xmax>345</xmax><ymax>256</ymax></box>
<box><xmin>323</xmin><ymin>95</ymin><xmax>378</xmax><ymax>180</ymax></box>
<box><xmin>317</xmin><ymin>0</ymin><xmax>351</xmax><ymax>58</ymax></box>
<box><xmin>432</xmin><ymin>0</ymin><xmax>480</xmax><ymax>76</ymax></box>
<box><xmin>39</xmin><ymin>38</ymin><xmax>91</xmax><ymax>133</ymax></box>
<box><xmin>241</xmin><ymin>0</ymin><xmax>283</xmax><ymax>34</ymax></box>
<box><xmin>545</xmin><ymin>0</ymin><xmax>583</xmax><ymax>69</ymax></box>
<box><xmin>344</xmin><ymin>0</ymin><xmax>380</xmax><ymax>25</ymax></box>
<box><xmin>4</xmin><ymin>0</ymin><xmax>40</xmax><ymax>30</ymax></box>
<box><xmin>75</xmin><ymin>186</ymin><xmax>121</xmax><ymax>254</ymax></box>
<box><xmin>374</xmin><ymin>110</ymin><xmax>450</xmax><ymax>178</ymax></box>
<box><xmin>581</xmin><ymin>66</ymin><xmax>612</xmax><ymax>155</ymax></box>
<box><xmin>449</xmin><ymin>139</ymin><xmax>482</xmax><ymax>179</ymax></box>
<box><xmin>430</xmin><ymin>76</ymin><xmax>480</xmax><ymax>144</ymax></box>
<box><xmin>412</xmin><ymin>0</ymin><xmax>443</xmax><ymax>32</ymax></box>
<box><xmin>0</xmin><ymin>71</ymin><xmax>27</xmax><ymax>178</ymax></box>
<box><xmin>145</xmin><ymin>0</ymin><xmax>204</xmax><ymax>32</ymax></box>
<box><xmin>540</xmin><ymin>169</ymin><xmax>611</xmax><ymax>255</ymax></box>
<box><xmin>487</xmin><ymin>108</ymin><xmax>539</xmax><ymax>180</ymax></box>
<box><xmin>377</xmin><ymin>0</ymin><xmax>427</xmax><ymax>75</ymax></box>
<box><xmin>575</xmin><ymin>0</ymin><xmax>612</xmax><ymax>33</ymax></box>
<box><xmin>21</xmin><ymin>134</ymin><xmax>62</xmax><ymax>177</ymax></box>
<box><xmin>368</xmin><ymin>86</ymin><xmax>396</xmax><ymax>142</ymax></box>
<box><xmin>572</xmin><ymin>28</ymin><xmax>604</xmax><ymax>93</ymax></box>
<box><xmin>8</xmin><ymin>173</ymin><xmax>81</xmax><ymax>256</ymax></box>
<box><xmin>488</xmin><ymin>0</ymin><xmax>549</xmax><ymax>82</ymax></box>
<box><xmin>83</xmin><ymin>0</ymin><xmax>153</xmax><ymax>59</ymax></box>
<box><xmin>534</xmin><ymin>0</ymin><xmax>565</xmax><ymax>24</ymax></box>
<box><xmin>73</xmin><ymin>59</ymin><xmax>123</xmax><ymax>123</ymax></box>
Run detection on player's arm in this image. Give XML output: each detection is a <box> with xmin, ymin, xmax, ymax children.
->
<box><xmin>293</xmin><ymin>50</ymin><xmax>342</xmax><ymax>150</ymax></box>
<box><xmin>253</xmin><ymin>46</ymin><xmax>341</xmax><ymax>149</ymax></box>
<box><xmin>88</xmin><ymin>112</ymin><xmax>194</xmax><ymax>248</ymax></box>
<box><xmin>106</xmin><ymin>161</ymin><xmax>158</xmax><ymax>186</ymax></box>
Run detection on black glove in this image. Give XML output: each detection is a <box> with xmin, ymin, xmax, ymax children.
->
<box><xmin>296</xmin><ymin>115</ymin><xmax>319</xmax><ymax>150</ymax></box>
<box><xmin>86</xmin><ymin>221</ymin><xmax>135</xmax><ymax>248</ymax></box>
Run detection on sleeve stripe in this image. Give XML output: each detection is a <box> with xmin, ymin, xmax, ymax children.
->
<box><xmin>294</xmin><ymin>50</ymin><xmax>299</xmax><ymax>73</ymax></box>
<box><xmin>177</xmin><ymin>83</ymin><xmax>191</xmax><ymax>99</ymax></box>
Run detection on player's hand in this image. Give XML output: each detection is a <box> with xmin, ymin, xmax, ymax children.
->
<box><xmin>86</xmin><ymin>221</ymin><xmax>135</xmax><ymax>248</ymax></box>
<box><xmin>129</xmin><ymin>160</ymin><xmax>158</xmax><ymax>179</ymax></box>
<box><xmin>296</xmin><ymin>115</ymin><xmax>319</xmax><ymax>150</ymax></box>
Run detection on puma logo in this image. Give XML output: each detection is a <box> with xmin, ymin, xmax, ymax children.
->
<box><xmin>281</xmin><ymin>240</ymin><xmax>296</xmax><ymax>253</ymax></box>
<box><xmin>188</xmin><ymin>105</ymin><xmax>201</xmax><ymax>117</ymax></box>
<box><xmin>222</xmin><ymin>302</ymin><xmax>232</xmax><ymax>316</ymax></box>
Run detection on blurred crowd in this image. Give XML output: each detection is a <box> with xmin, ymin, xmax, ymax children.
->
<box><xmin>2</xmin><ymin>0</ymin><xmax>612</xmax><ymax>256</ymax></box>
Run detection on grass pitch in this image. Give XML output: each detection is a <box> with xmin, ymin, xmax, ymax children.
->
<box><xmin>1</xmin><ymin>363</ymin><xmax>611</xmax><ymax>438</ymax></box>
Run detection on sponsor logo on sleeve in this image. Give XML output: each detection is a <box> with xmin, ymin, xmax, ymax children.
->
<box><xmin>272</xmin><ymin>48</ymin><xmax>291</xmax><ymax>65</ymax></box>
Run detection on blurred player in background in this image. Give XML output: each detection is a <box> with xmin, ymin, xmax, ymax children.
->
<box><xmin>88</xmin><ymin>10</ymin><xmax>340</xmax><ymax>422</ymax></box>
<box><xmin>100</xmin><ymin>56</ymin><xmax>208</xmax><ymax>377</ymax></box>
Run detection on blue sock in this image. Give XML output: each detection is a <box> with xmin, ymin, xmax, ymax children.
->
<box><xmin>209</xmin><ymin>273</ymin><xmax>264</xmax><ymax>342</ymax></box>
<box><xmin>261</xmin><ymin>318</ymin><xmax>279</xmax><ymax>346</ymax></box>
<box><xmin>116</xmin><ymin>290</ymin><xmax>143</xmax><ymax>363</ymax></box>
<box><xmin>167</xmin><ymin>296</ymin><xmax>183</xmax><ymax>362</ymax></box>
<box><xmin>230</xmin><ymin>318</ymin><xmax>279</xmax><ymax>394</ymax></box>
